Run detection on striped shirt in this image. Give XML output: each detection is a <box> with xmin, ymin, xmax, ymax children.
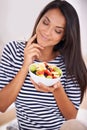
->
<box><xmin>0</xmin><ymin>41</ymin><xmax>81</xmax><ymax>130</ymax></box>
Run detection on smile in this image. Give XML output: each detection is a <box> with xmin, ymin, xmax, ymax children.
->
<box><xmin>40</xmin><ymin>33</ymin><xmax>49</xmax><ymax>41</ymax></box>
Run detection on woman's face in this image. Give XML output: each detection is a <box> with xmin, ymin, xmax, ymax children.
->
<box><xmin>36</xmin><ymin>8</ymin><xmax>66</xmax><ymax>48</ymax></box>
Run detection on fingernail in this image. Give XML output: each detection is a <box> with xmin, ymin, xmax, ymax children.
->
<box><xmin>54</xmin><ymin>84</ymin><xmax>58</xmax><ymax>88</ymax></box>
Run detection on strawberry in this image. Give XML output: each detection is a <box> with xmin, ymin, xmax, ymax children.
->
<box><xmin>44</xmin><ymin>69</ymin><xmax>52</xmax><ymax>77</ymax></box>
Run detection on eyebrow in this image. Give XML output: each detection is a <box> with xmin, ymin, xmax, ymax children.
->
<box><xmin>44</xmin><ymin>16</ymin><xmax>65</xmax><ymax>30</ymax></box>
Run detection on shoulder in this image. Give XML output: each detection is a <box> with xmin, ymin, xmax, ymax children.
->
<box><xmin>1</xmin><ymin>40</ymin><xmax>26</xmax><ymax>62</ymax></box>
<box><xmin>3</xmin><ymin>40</ymin><xmax>26</xmax><ymax>55</ymax></box>
<box><xmin>4</xmin><ymin>40</ymin><xmax>25</xmax><ymax>50</ymax></box>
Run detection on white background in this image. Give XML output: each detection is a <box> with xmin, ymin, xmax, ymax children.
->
<box><xmin>0</xmin><ymin>0</ymin><xmax>87</xmax><ymax>59</ymax></box>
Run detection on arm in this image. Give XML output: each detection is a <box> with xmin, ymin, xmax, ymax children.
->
<box><xmin>0</xmin><ymin>34</ymin><xmax>44</xmax><ymax>112</ymax></box>
<box><xmin>53</xmin><ymin>83</ymin><xmax>77</xmax><ymax>119</ymax></box>
<box><xmin>0</xmin><ymin>64</ymin><xmax>28</xmax><ymax>112</ymax></box>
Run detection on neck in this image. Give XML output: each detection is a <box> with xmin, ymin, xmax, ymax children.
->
<box><xmin>37</xmin><ymin>47</ymin><xmax>59</xmax><ymax>62</ymax></box>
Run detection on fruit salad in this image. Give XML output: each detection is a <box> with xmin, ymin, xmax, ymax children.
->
<box><xmin>29</xmin><ymin>62</ymin><xmax>62</xmax><ymax>79</ymax></box>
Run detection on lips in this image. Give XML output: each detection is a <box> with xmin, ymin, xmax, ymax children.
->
<box><xmin>39</xmin><ymin>32</ymin><xmax>49</xmax><ymax>41</ymax></box>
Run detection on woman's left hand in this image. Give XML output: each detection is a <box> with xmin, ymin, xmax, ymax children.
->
<box><xmin>30</xmin><ymin>78</ymin><xmax>62</xmax><ymax>93</ymax></box>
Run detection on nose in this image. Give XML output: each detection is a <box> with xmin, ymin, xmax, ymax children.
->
<box><xmin>45</xmin><ymin>26</ymin><xmax>52</xmax><ymax>36</ymax></box>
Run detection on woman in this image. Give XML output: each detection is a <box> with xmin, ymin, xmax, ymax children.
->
<box><xmin>0</xmin><ymin>0</ymin><xmax>87</xmax><ymax>129</ymax></box>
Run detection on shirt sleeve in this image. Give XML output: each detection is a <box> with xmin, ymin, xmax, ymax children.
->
<box><xmin>65</xmin><ymin>75</ymin><xmax>81</xmax><ymax>109</ymax></box>
<box><xmin>0</xmin><ymin>42</ymin><xmax>16</xmax><ymax>90</ymax></box>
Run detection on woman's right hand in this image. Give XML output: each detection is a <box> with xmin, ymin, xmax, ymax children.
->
<box><xmin>23</xmin><ymin>34</ymin><xmax>44</xmax><ymax>69</ymax></box>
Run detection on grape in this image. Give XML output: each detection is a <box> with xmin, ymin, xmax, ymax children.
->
<box><xmin>54</xmin><ymin>67</ymin><xmax>62</xmax><ymax>76</ymax></box>
<box><xmin>30</xmin><ymin>64</ymin><xmax>37</xmax><ymax>72</ymax></box>
<box><xmin>47</xmin><ymin>76</ymin><xmax>52</xmax><ymax>79</ymax></box>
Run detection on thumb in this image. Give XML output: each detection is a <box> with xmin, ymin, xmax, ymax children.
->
<box><xmin>54</xmin><ymin>84</ymin><xmax>58</xmax><ymax>89</ymax></box>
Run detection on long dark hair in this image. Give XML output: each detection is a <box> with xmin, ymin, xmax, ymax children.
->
<box><xmin>31</xmin><ymin>0</ymin><xmax>87</xmax><ymax>101</ymax></box>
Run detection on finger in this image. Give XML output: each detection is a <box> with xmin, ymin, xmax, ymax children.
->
<box><xmin>38</xmin><ymin>83</ymin><xmax>49</xmax><ymax>92</ymax></box>
<box><xmin>57</xmin><ymin>81</ymin><xmax>63</xmax><ymax>87</ymax></box>
<box><xmin>53</xmin><ymin>84</ymin><xmax>58</xmax><ymax>89</ymax></box>
<box><xmin>27</xmin><ymin>34</ymin><xmax>37</xmax><ymax>46</ymax></box>
<box><xmin>25</xmin><ymin>48</ymin><xmax>41</xmax><ymax>60</ymax></box>
<box><xmin>53</xmin><ymin>81</ymin><xmax>62</xmax><ymax>89</ymax></box>
<box><xmin>28</xmin><ymin>43</ymin><xmax>44</xmax><ymax>50</ymax></box>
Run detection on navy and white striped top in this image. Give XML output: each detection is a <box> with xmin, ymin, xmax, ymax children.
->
<box><xmin>0</xmin><ymin>41</ymin><xmax>81</xmax><ymax>130</ymax></box>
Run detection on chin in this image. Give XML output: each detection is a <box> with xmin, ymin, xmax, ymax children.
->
<box><xmin>37</xmin><ymin>38</ymin><xmax>44</xmax><ymax>46</ymax></box>
<box><xmin>38</xmin><ymin>42</ymin><xmax>46</xmax><ymax>48</ymax></box>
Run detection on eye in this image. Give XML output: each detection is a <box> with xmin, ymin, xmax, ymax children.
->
<box><xmin>42</xmin><ymin>19</ymin><xmax>49</xmax><ymax>25</ymax></box>
<box><xmin>55</xmin><ymin>29</ymin><xmax>63</xmax><ymax>34</ymax></box>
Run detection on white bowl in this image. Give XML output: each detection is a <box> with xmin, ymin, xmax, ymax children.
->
<box><xmin>29</xmin><ymin>62</ymin><xmax>62</xmax><ymax>86</ymax></box>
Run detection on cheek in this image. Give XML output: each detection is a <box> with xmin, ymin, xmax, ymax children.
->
<box><xmin>36</xmin><ymin>26</ymin><xmax>41</xmax><ymax>43</ymax></box>
<box><xmin>53</xmin><ymin>33</ymin><xmax>64</xmax><ymax>43</ymax></box>
<box><xmin>52</xmin><ymin>35</ymin><xmax>61</xmax><ymax>43</ymax></box>
<box><xmin>52</xmin><ymin>37</ymin><xmax>62</xmax><ymax>46</ymax></box>
<box><xmin>36</xmin><ymin>27</ymin><xmax>40</xmax><ymax>41</ymax></box>
<box><xmin>36</xmin><ymin>24</ymin><xmax>41</xmax><ymax>37</ymax></box>
<box><xmin>36</xmin><ymin>21</ymin><xmax>42</xmax><ymax>31</ymax></box>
